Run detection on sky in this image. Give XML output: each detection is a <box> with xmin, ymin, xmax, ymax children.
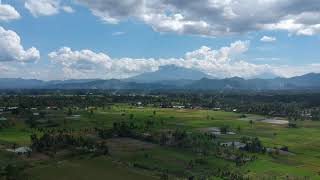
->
<box><xmin>0</xmin><ymin>0</ymin><xmax>320</xmax><ymax>80</ymax></box>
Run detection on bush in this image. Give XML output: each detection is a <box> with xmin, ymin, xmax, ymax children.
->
<box><xmin>240</xmin><ymin>114</ymin><xmax>247</xmax><ymax>118</ymax></box>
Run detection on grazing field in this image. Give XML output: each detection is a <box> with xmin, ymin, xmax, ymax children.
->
<box><xmin>1</xmin><ymin>104</ymin><xmax>320</xmax><ymax>179</ymax></box>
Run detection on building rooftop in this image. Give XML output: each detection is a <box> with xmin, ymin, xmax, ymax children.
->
<box><xmin>0</xmin><ymin>117</ymin><xmax>7</xmax><ymax>121</ymax></box>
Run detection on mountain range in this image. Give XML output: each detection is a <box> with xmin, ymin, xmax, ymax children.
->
<box><xmin>1</xmin><ymin>65</ymin><xmax>320</xmax><ymax>91</ymax></box>
<box><xmin>127</xmin><ymin>65</ymin><xmax>213</xmax><ymax>83</ymax></box>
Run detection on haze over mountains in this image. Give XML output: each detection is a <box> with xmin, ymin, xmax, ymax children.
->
<box><xmin>1</xmin><ymin>65</ymin><xmax>320</xmax><ymax>90</ymax></box>
<box><xmin>127</xmin><ymin>65</ymin><xmax>213</xmax><ymax>83</ymax></box>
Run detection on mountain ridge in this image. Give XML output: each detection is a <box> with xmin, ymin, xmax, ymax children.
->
<box><xmin>1</xmin><ymin>72</ymin><xmax>320</xmax><ymax>90</ymax></box>
<box><xmin>126</xmin><ymin>65</ymin><xmax>213</xmax><ymax>83</ymax></box>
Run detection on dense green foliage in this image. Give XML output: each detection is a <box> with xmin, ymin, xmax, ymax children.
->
<box><xmin>0</xmin><ymin>92</ymin><xmax>320</xmax><ymax>179</ymax></box>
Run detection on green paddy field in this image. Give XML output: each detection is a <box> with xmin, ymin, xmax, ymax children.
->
<box><xmin>1</xmin><ymin>104</ymin><xmax>320</xmax><ymax>179</ymax></box>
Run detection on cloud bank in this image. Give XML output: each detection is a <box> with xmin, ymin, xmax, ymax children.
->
<box><xmin>47</xmin><ymin>40</ymin><xmax>320</xmax><ymax>80</ymax></box>
<box><xmin>19</xmin><ymin>0</ymin><xmax>320</xmax><ymax>37</ymax></box>
<box><xmin>48</xmin><ymin>41</ymin><xmax>271</xmax><ymax>79</ymax></box>
<box><xmin>25</xmin><ymin>0</ymin><xmax>74</xmax><ymax>17</ymax></box>
<box><xmin>72</xmin><ymin>0</ymin><xmax>320</xmax><ymax>37</ymax></box>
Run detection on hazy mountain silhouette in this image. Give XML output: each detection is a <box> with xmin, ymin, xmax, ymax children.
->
<box><xmin>127</xmin><ymin>65</ymin><xmax>213</xmax><ymax>83</ymax></box>
<box><xmin>1</xmin><ymin>72</ymin><xmax>320</xmax><ymax>90</ymax></box>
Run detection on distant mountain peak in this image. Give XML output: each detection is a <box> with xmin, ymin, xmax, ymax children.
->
<box><xmin>227</xmin><ymin>77</ymin><xmax>244</xmax><ymax>81</ymax></box>
<box><xmin>159</xmin><ymin>64</ymin><xmax>180</xmax><ymax>70</ymax></box>
<box><xmin>127</xmin><ymin>65</ymin><xmax>212</xmax><ymax>83</ymax></box>
<box><xmin>1</xmin><ymin>72</ymin><xmax>320</xmax><ymax>90</ymax></box>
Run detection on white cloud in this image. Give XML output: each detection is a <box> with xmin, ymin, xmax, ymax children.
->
<box><xmin>260</xmin><ymin>36</ymin><xmax>276</xmax><ymax>42</ymax></box>
<box><xmin>73</xmin><ymin>0</ymin><xmax>320</xmax><ymax>37</ymax></box>
<box><xmin>271</xmin><ymin>64</ymin><xmax>320</xmax><ymax>78</ymax></box>
<box><xmin>0</xmin><ymin>26</ymin><xmax>40</xmax><ymax>62</ymax></box>
<box><xmin>74</xmin><ymin>0</ymin><xmax>145</xmax><ymax>24</ymax></box>
<box><xmin>25</xmin><ymin>0</ymin><xmax>74</xmax><ymax>17</ymax></box>
<box><xmin>25</xmin><ymin>0</ymin><xmax>60</xmax><ymax>17</ymax></box>
<box><xmin>260</xmin><ymin>12</ymin><xmax>320</xmax><ymax>36</ymax></box>
<box><xmin>48</xmin><ymin>40</ymin><xmax>275</xmax><ymax>79</ymax></box>
<box><xmin>0</xmin><ymin>3</ymin><xmax>21</xmax><ymax>22</ymax></box>
<box><xmin>0</xmin><ymin>39</ymin><xmax>315</xmax><ymax>80</ymax></box>
<box><xmin>185</xmin><ymin>41</ymin><xmax>249</xmax><ymax>64</ymax></box>
<box><xmin>62</xmin><ymin>6</ymin><xmax>75</xmax><ymax>13</ymax></box>
<box><xmin>48</xmin><ymin>46</ymin><xmax>161</xmax><ymax>79</ymax></box>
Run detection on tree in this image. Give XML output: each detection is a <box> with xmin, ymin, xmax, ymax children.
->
<box><xmin>220</xmin><ymin>125</ymin><xmax>229</xmax><ymax>134</ymax></box>
<box><xmin>159</xmin><ymin>132</ymin><xmax>168</xmax><ymax>146</ymax></box>
<box><xmin>97</xmin><ymin>142</ymin><xmax>109</xmax><ymax>155</ymax></box>
<box><xmin>288</xmin><ymin>122</ymin><xmax>297</xmax><ymax>128</ymax></box>
<box><xmin>160</xmin><ymin>170</ymin><xmax>169</xmax><ymax>180</ymax></box>
<box><xmin>67</xmin><ymin>108</ymin><xmax>73</xmax><ymax>116</ymax></box>
<box><xmin>11</xmin><ymin>143</ymin><xmax>17</xmax><ymax>151</ymax></box>
<box><xmin>237</xmin><ymin>126</ymin><xmax>241</xmax><ymax>132</ymax></box>
<box><xmin>40</xmin><ymin>111</ymin><xmax>46</xmax><ymax>118</ymax></box>
<box><xmin>26</xmin><ymin>116</ymin><xmax>36</xmax><ymax>128</ymax></box>
<box><xmin>249</xmin><ymin>120</ymin><xmax>254</xmax><ymax>128</ymax></box>
<box><xmin>3</xmin><ymin>164</ymin><xmax>19</xmax><ymax>180</ymax></box>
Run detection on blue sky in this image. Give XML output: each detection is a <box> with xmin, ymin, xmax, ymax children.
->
<box><xmin>0</xmin><ymin>0</ymin><xmax>320</xmax><ymax>80</ymax></box>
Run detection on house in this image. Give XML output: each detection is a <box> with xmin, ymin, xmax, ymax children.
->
<box><xmin>7</xmin><ymin>147</ymin><xmax>32</xmax><ymax>155</ymax></box>
<box><xmin>220</xmin><ymin>141</ymin><xmax>246</xmax><ymax>149</ymax></box>
<box><xmin>0</xmin><ymin>117</ymin><xmax>7</xmax><ymax>121</ymax></box>
<box><xmin>15</xmin><ymin>147</ymin><xmax>32</xmax><ymax>154</ymax></box>
<box><xmin>8</xmin><ymin>107</ymin><xmax>18</xmax><ymax>110</ymax></box>
<box><xmin>52</xmin><ymin>106</ymin><xmax>58</xmax><ymax>110</ymax></box>
<box><xmin>67</xmin><ymin>115</ymin><xmax>81</xmax><ymax>119</ymax></box>
<box><xmin>173</xmin><ymin>105</ymin><xmax>185</xmax><ymax>109</ymax></box>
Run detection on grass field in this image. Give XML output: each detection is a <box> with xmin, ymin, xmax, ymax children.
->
<box><xmin>1</xmin><ymin>104</ymin><xmax>320</xmax><ymax>179</ymax></box>
<box><xmin>27</xmin><ymin>157</ymin><xmax>158</xmax><ymax>180</ymax></box>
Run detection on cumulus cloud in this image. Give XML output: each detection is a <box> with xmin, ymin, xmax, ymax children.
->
<box><xmin>48</xmin><ymin>40</ymin><xmax>276</xmax><ymax>79</ymax></box>
<box><xmin>73</xmin><ymin>0</ymin><xmax>320</xmax><ymax>36</ymax></box>
<box><xmin>25</xmin><ymin>0</ymin><xmax>74</xmax><ymax>17</ymax></box>
<box><xmin>48</xmin><ymin>46</ymin><xmax>160</xmax><ymax>79</ymax></box>
<box><xmin>62</xmin><ymin>6</ymin><xmax>75</xmax><ymax>13</ymax></box>
<box><xmin>25</xmin><ymin>0</ymin><xmax>60</xmax><ymax>17</ymax></box>
<box><xmin>271</xmin><ymin>64</ymin><xmax>320</xmax><ymax>78</ymax></box>
<box><xmin>74</xmin><ymin>0</ymin><xmax>145</xmax><ymax>24</ymax></box>
<box><xmin>0</xmin><ymin>3</ymin><xmax>21</xmax><ymax>22</ymax></box>
<box><xmin>260</xmin><ymin>36</ymin><xmax>276</xmax><ymax>42</ymax></box>
<box><xmin>0</xmin><ymin>26</ymin><xmax>40</xmax><ymax>62</ymax></box>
